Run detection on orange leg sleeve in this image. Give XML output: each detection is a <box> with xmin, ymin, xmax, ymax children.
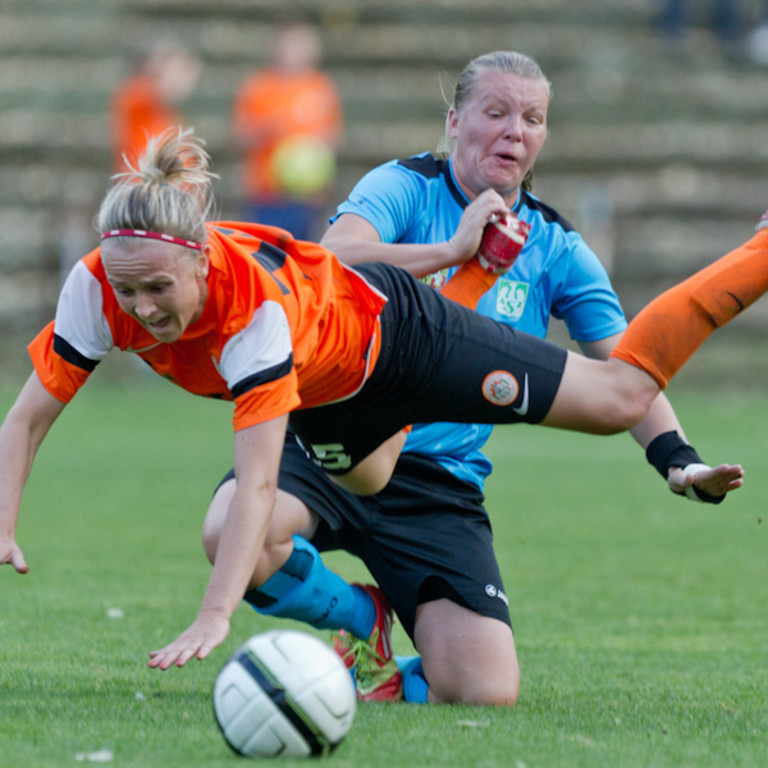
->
<box><xmin>611</xmin><ymin>228</ymin><xmax>768</xmax><ymax>388</ymax></box>
<box><xmin>439</xmin><ymin>259</ymin><xmax>498</xmax><ymax>310</ymax></box>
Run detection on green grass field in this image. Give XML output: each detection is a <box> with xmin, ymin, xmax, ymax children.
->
<box><xmin>1</xmin><ymin>371</ymin><xmax>767</xmax><ymax>767</ymax></box>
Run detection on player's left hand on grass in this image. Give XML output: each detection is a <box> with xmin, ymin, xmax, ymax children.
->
<box><xmin>667</xmin><ymin>463</ymin><xmax>744</xmax><ymax>503</ymax></box>
<box><xmin>148</xmin><ymin>610</ymin><xmax>230</xmax><ymax>670</ymax></box>
<box><xmin>0</xmin><ymin>537</ymin><xmax>29</xmax><ymax>574</ymax></box>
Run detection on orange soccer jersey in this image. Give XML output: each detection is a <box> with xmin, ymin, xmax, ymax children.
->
<box><xmin>233</xmin><ymin>70</ymin><xmax>343</xmax><ymax>199</ymax></box>
<box><xmin>28</xmin><ymin>223</ymin><xmax>386</xmax><ymax>431</ymax></box>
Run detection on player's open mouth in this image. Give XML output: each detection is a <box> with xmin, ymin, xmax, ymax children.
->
<box><xmin>148</xmin><ymin>317</ymin><xmax>172</xmax><ymax>332</ymax></box>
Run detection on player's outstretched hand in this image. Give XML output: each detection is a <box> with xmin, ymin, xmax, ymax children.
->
<box><xmin>0</xmin><ymin>537</ymin><xmax>29</xmax><ymax>574</ymax></box>
<box><xmin>667</xmin><ymin>463</ymin><xmax>744</xmax><ymax>501</ymax></box>
<box><xmin>148</xmin><ymin>610</ymin><xmax>230</xmax><ymax>670</ymax></box>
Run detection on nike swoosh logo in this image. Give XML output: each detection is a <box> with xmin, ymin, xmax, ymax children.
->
<box><xmin>512</xmin><ymin>373</ymin><xmax>529</xmax><ymax>416</ymax></box>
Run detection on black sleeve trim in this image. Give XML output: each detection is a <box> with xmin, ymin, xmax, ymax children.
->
<box><xmin>230</xmin><ymin>355</ymin><xmax>294</xmax><ymax>398</ymax></box>
<box><xmin>53</xmin><ymin>334</ymin><xmax>99</xmax><ymax>372</ymax></box>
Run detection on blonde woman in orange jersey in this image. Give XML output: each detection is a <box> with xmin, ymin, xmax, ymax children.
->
<box><xmin>0</xmin><ymin>127</ymin><xmax>761</xmax><ymax>670</ymax></box>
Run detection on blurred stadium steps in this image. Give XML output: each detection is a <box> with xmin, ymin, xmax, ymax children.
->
<box><xmin>1</xmin><ymin>0</ymin><xmax>767</xmax><ymax>381</ymax></box>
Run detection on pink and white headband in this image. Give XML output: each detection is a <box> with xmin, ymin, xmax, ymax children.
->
<box><xmin>101</xmin><ymin>229</ymin><xmax>203</xmax><ymax>251</ymax></box>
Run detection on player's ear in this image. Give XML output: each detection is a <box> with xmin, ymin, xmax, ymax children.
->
<box><xmin>196</xmin><ymin>247</ymin><xmax>211</xmax><ymax>280</ymax></box>
<box><xmin>447</xmin><ymin>106</ymin><xmax>460</xmax><ymax>140</ymax></box>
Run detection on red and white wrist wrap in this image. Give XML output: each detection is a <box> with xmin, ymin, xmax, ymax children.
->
<box><xmin>476</xmin><ymin>214</ymin><xmax>530</xmax><ymax>274</ymax></box>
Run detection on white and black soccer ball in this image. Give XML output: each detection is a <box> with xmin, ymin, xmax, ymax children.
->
<box><xmin>213</xmin><ymin>629</ymin><xmax>356</xmax><ymax>758</ymax></box>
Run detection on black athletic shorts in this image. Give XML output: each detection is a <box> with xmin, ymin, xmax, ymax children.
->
<box><xmin>290</xmin><ymin>262</ymin><xmax>567</xmax><ymax>474</ymax></box>
<box><xmin>280</xmin><ymin>433</ymin><xmax>511</xmax><ymax>640</ymax></box>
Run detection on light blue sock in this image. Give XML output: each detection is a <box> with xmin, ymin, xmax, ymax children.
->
<box><xmin>243</xmin><ymin>535</ymin><xmax>376</xmax><ymax>637</ymax></box>
<box><xmin>397</xmin><ymin>655</ymin><xmax>429</xmax><ymax>704</ymax></box>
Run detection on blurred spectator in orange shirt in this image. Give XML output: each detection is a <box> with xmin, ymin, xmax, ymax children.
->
<box><xmin>233</xmin><ymin>21</ymin><xmax>344</xmax><ymax>241</ymax></box>
<box><xmin>111</xmin><ymin>41</ymin><xmax>202</xmax><ymax>173</ymax></box>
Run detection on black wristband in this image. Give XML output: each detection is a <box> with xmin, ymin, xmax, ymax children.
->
<box><xmin>645</xmin><ymin>431</ymin><xmax>702</xmax><ymax>478</ymax></box>
<box><xmin>645</xmin><ymin>431</ymin><xmax>725</xmax><ymax>504</ymax></box>
<box><xmin>688</xmin><ymin>485</ymin><xmax>725</xmax><ymax>504</ymax></box>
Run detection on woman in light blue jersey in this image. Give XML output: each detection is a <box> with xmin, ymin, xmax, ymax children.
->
<box><xmin>204</xmin><ymin>51</ymin><xmax>743</xmax><ymax>706</ymax></box>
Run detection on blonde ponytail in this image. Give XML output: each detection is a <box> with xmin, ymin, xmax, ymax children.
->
<box><xmin>97</xmin><ymin>127</ymin><xmax>218</xmax><ymax>245</ymax></box>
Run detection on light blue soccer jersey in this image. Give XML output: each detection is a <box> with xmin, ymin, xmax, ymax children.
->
<box><xmin>331</xmin><ymin>153</ymin><xmax>627</xmax><ymax>490</ymax></box>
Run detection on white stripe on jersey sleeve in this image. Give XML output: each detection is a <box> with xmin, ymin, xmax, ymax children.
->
<box><xmin>219</xmin><ymin>299</ymin><xmax>293</xmax><ymax>391</ymax></box>
<box><xmin>54</xmin><ymin>260</ymin><xmax>114</xmax><ymax>361</ymax></box>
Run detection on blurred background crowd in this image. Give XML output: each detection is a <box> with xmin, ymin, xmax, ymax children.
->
<box><xmin>3</xmin><ymin>0</ymin><xmax>768</xmax><ymax>384</ymax></box>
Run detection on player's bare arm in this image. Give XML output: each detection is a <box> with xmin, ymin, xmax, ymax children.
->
<box><xmin>148</xmin><ymin>414</ymin><xmax>289</xmax><ymax>669</ymax></box>
<box><xmin>320</xmin><ymin>212</ymin><xmax>458</xmax><ymax>277</ymax></box>
<box><xmin>0</xmin><ymin>372</ymin><xmax>66</xmax><ymax>574</ymax></box>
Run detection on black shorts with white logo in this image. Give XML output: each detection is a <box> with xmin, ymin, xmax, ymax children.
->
<box><xmin>276</xmin><ymin>433</ymin><xmax>512</xmax><ymax>640</ymax></box>
<box><xmin>289</xmin><ymin>262</ymin><xmax>567</xmax><ymax>475</ymax></box>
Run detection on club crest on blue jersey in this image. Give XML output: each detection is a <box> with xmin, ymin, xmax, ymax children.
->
<box><xmin>496</xmin><ymin>279</ymin><xmax>529</xmax><ymax>319</ymax></box>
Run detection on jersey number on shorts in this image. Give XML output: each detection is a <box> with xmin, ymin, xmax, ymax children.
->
<box><xmin>309</xmin><ymin>442</ymin><xmax>352</xmax><ymax>471</ymax></box>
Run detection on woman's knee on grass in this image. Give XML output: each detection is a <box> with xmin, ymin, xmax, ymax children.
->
<box><xmin>426</xmin><ymin>659</ymin><xmax>520</xmax><ymax>707</ymax></box>
<box><xmin>414</xmin><ymin>600</ymin><xmax>520</xmax><ymax>707</ymax></box>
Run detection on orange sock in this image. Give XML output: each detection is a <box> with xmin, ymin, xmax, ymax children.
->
<box><xmin>440</xmin><ymin>258</ymin><xmax>498</xmax><ymax>310</ymax></box>
<box><xmin>611</xmin><ymin>227</ymin><xmax>768</xmax><ymax>388</ymax></box>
